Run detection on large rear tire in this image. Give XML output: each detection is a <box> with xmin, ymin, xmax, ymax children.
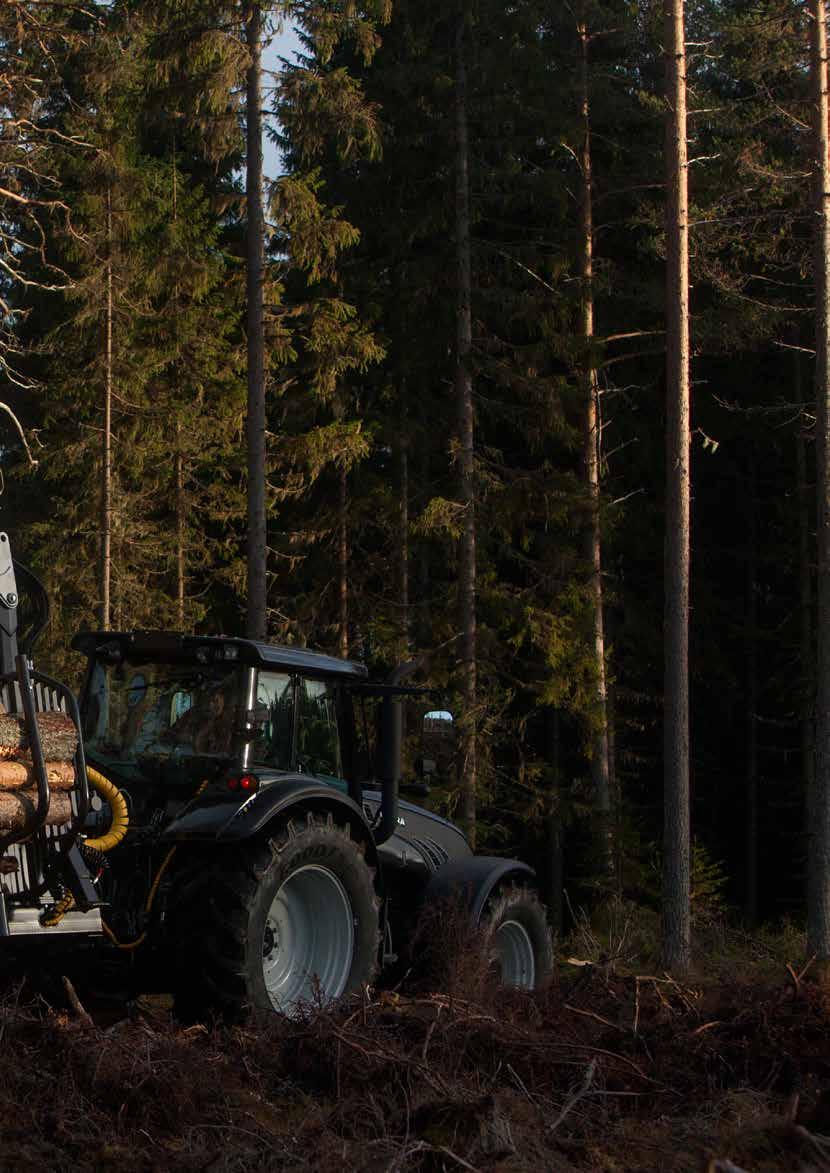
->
<box><xmin>171</xmin><ymin>812</ymin><xmax>380</xmax><ymax>1019</ymax></box>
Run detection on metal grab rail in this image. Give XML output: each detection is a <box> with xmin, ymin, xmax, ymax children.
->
<box><xmin>16</xmin><ymin>655</ymin><xmax>50</xmax><ymax>838</ymax></box>
<box><xmin>0</xmin><ymin>660</ymin><xmax>50</xmax><ymax>858</ymax></box>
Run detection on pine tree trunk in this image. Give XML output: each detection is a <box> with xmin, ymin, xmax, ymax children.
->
<box><xmin>172</xmin><ymin>137</ymin><xmax>185</xmax><ymax>632</ymax></box>
<box><xmin>798</xmin><ymin>396</ymin><xmax>815</xmax><ymax>861</ymax></box>
<box><xmin>455</xmin><ymin>6</ymin><xmax>477</xmax><ymax>846</ymax></box>
<box><xmin>176</xmin><ymin>433</ymin><xmax>185</xmax><ymax>630</ymax></box>
<box><xmin>745</xmin><ymin>456</ymin><xmax>759</xmax><ymax>924</ymax></box>
<box><xmin>338</xmin><ymin>463</ymin><xmax>349</xmax><ymax>659</ymax></box>
<box><xmin>662</xmin><ymin>0</ymin><xmax>692</xmax><ymax>973</ymax></box>
<box><xmin>100</xmin><ymin>185</ymin><xmax>113</xmax><ymax>631</ymax></box>
<box><xmin>608</xmin><ymin>680</ymin><xmax>621</xmax><ymax>884</ymax></box>
<box><xmin>809</xmin><ymin>0</ymin><xmax>830</xmax><ymax>970</ymax></box>
<box><xmin>546</xmin><ymin>708</ymin><xmax>565</xmax><ymax>936</ymax></box>
<box><xmin>400</xmin><ymin>385</ymin><xmax>410</xmax><ymax>656</ymax></box>
<box><xmin>245</xmin><ymin>0</ymin><xmax>267</xmax><ymax>641</ymax></box>
<box><xmin>577</xmin><ymin>13</ymin><xmax>613</xmax><ymax>878</ymax></box>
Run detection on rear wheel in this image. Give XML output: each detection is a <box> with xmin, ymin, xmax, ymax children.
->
<box><xmin>171</xmin><ymin>812</ymin><xmax>380</xmax><ymax>1019</ymax></box>
<box><xmin>482</xmin><ymin>885</ymin><xmax>553</xmax><ymax>990</ymax></box>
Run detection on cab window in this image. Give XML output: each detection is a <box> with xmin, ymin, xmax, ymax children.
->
<box><xmin>296</xmin><ymin>678</ymin><xmax>340</xmax><ymax>778</ymax></box>
<box><xmin>252</xmin><ymin>672</ymin><xmax>294</xmax><ymax>770</ymax></box>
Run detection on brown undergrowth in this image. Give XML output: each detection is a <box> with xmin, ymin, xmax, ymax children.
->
<box><xmin>1</xmin><ymin>926</ymin><xmax>830</xmax><ymax>1171</ymax></box>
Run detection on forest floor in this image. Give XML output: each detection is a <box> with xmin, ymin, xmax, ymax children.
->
<box><xmin>1</xmin><ymin>915</ymin><xmax>828</xmax><ymax>1172</ymax></box>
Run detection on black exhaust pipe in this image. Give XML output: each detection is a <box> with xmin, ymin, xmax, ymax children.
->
<box><xmin>373</xmin><ymin>661</ymin><xmax>416</xmax><ymax>845</ymax></box>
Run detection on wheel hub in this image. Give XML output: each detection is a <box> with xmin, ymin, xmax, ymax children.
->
<box><xmin>262</xmin><ymin>864</ymin><xmax>355</xmax><ymax>1013</ymax></box>
<box><xmin>493</xmin><ymin>919</ymin><xmax>535</xmax><ymax>989</ymax></box>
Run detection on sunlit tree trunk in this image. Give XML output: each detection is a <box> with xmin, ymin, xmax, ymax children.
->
<box><xmin>808</xmin><ymin>0</ymin><xmax>830</xmax><ymax>971</ymax></box>
<box><xmin>662</xmin><ymin>0</ymin><xmax>692</xmax><ymax>973</ymax></box>
<box><xmin>577</xmin><ymin>12</ymin><xmax>613</xmax><ymax>877</ymax></box>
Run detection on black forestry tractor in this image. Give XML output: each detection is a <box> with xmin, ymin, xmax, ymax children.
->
<box><xmin>0</xmin><ymin>532</ymin><xmax>552</xmax><ymax>1017</ymax></box>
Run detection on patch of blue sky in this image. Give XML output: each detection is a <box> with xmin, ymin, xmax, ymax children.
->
<box><xmin>262</xmin><ymin>23</ymin><xmax>302</xmax><ymax>182</ymax></box>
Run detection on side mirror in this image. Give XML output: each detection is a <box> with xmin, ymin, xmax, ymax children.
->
<box><xmin>423</xmin><ymin>710</ymin><xmax>454</xmax><ymax>732</ymax></box>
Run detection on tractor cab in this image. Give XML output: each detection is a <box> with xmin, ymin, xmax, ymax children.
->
<box><xmin>73</xmin><ymin>631</ymin><xmax>370</xmax><ymax>795</ymax></box>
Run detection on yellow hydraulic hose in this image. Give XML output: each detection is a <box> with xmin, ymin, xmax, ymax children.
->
<box><xmin>85</xmin><ymin>765</ymin><xmax>130</xmax><ymax>852</ymax></box>
<box><xmin>40</xmin><ymin>765</ymin><xmax>131</xmax><ymax>930</ymax></box>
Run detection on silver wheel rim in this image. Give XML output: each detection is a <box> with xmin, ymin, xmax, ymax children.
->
<box><xmin>494</xmin><ymin>919</ymin><xmax>535</xmax><ymax>988</ymax></box>
<box><xmin>262</xmin><ymin>864</ymin><xmax>355</xmax><ymax>1012</ymax></box>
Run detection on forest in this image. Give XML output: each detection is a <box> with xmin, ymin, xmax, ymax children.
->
<box><xmin>4</xmin><ymin>0</ymin><xmax>830</xmax><ymax>972</ymax></box>
<box><xmin>8</xmin><ymin>1</ymin><xmax>830</xmax><ymax>1168</ymax></box>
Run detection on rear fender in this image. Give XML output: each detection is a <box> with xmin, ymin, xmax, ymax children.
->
<box><xmin>161</xmin><ymin>776</ymin><xmax>380</xmax><ymax>875</ymax></box>
<box><xmin>420</xmin><ymin>856</ymin><xmax>535</xmax><ymax>925</ymax></box>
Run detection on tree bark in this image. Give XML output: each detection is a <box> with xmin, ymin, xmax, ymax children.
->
<box><xmin>809</xmin><ymin>0</ymin><xmax>830</xmax><ymax>968</ymax></box>
<box><xmin>797</xmin><ymin>393</ymin><xmax>815</xmax><ymax>862</ymax></box>
<box><xmin>172</xmin><ymin>135</ymin><xmax>185</xmax><ymax>632</ymax></box>
<box><xmin>577</xmin><ymin>13</ymin><xmax>613</xmax><ymax>878</ymax></box>
<box><xmin>338</xmin><ymin>462</ymin><xmax>349</xmax><ymax>659</ymax></box>
<box><xmin>455</xmin><ymin>5</ymin><xmax>477</xmax><ymax>846</ymax></box>
<box><xmin>399</xmin><ymin>384</ymin><xmax>410</xmax><ymax>656</ymax></box>
<box><xmin>245</xmin><ymin>0</ymin><xmax>267</xmax><ymax>641</ymax></box>
<box><xmin>546</xmin><ymin>708</ymin><xmax>565</xmax><ymax>936</ymax></box>
<box><xmin>662</xmin><ymin>0</ymin><xmax>692</xmax><ymax>973</ymax></box>
<box><xmin>176</xmin><ymin>434</ymin><xmax>185</xmax><ymax>630</ymax></box>
<box><xmin>100</xmin><ymin>184</ymin><xmax>113</xmax><ymax>631</ymax></box>
<box><xmin>745</xmin><ymin>455</ymin><xmax>759</xmax><ymax>924</ymax></box>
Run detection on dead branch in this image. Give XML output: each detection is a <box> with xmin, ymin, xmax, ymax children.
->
<box><xmin>61</xmin><ymin>976</ymin><xmax>95</xmax><ymax>1030</ymax></box>
<box><xmin>564</xmin><ymin>1003</ymin><xmax>625</xmax><ymax>1033</ymax></box>
<box><xmin>548</xmin><ymin>1059</ymin><xmax>597</xmax><ymax>1134</ymax></box>
<box><xmin>0</xmin><ymin>402</ymin><xmax>38</xmax><ymax>468</ymax></box>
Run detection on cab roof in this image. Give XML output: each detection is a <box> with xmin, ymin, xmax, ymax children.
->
<box><xmin>71</xmin><ymin>631</ymin><xmax>369</xmax><ymax>681</ymax></box>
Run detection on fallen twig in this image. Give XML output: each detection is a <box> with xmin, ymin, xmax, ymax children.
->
<box><xmin>691</xmin><ymin>1020</ymin><xmax>722</xmax><ymax>1036</ymax></box>
<box><xmin>564</xmin><ymin>1003</ymin><xmax>625</xmax><ymax>1032</ymax></box>
<box><xmin>548</xmin><ymin>1059</ymin><xmax>597</xmax><ymax>1134</ymax></box>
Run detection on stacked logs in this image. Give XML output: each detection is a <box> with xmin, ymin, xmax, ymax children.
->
<box><xmin>0</xmin><ymin>710</ymin><xmax>78</xmax><ymax>831</ymax></box>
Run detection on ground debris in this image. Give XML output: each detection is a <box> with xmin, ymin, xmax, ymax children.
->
<box><xmin>0</xmin><ymin>969</ymin><xmax>828</xmax><ymax>1170</ymax></box>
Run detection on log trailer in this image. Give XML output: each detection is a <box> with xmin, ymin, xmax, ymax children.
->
<box><xmin>0</xmin><ymin>533</ymin><xmax>551</xmax><ymax>1016</ymax></box>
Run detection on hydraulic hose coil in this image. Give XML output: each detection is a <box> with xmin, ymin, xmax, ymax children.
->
<box><xmin>84</xmin><ymin>765</ymin><xmax>129</xmax><ymax>852</ymax></box>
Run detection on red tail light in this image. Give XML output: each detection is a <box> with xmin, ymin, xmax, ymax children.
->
<box><xmin>228</xmin><ymin>773</ymin><xmax>259</xmax><ymax>794</ymax></box>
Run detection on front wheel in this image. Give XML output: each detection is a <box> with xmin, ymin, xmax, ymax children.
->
<box><xmin>171</xmin><ymin>812</ymin><xmax>380</xmax><ymax>1019</ymax></box>
<box><xmin>482</xmin><ymin>886</ymin><xmax>553</xmax><ymax>990</ymax></box>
